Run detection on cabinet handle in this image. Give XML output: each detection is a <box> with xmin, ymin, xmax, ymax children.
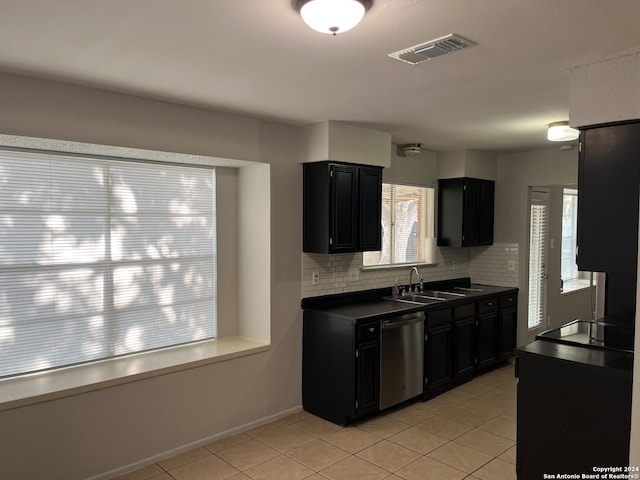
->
<box><xmin>488</xmin><ymin>302</ymin><xmax>493</xmax><ymax>307</ymax></box>
<box><xmin>369</xmin><ymin>327</ymin><xmax>375</xmax><ymax>333</ymax></box>
<box><xmin>508</xmin><ymin>298</ymin><xmax>513</xmax><ymax>302</ymax></box>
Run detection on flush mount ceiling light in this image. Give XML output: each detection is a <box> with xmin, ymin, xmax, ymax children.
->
<box><xmin>402</xmin><ymin>143</ymin><xmax>422</xmax><ymax>156</ymax></box>
<box><xmin>547</xmin><ymin>121</ymin><xmax>579</xmax><ymax>142</ymax></box>
<box><xmin>295</xmin><ymin>0</ymin><xmax>371</xmax><ymax>35</ymax></box>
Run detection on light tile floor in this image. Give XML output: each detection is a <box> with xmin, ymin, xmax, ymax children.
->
<box><xmin>113</xmin><ymin>362</ymin><xmax>517</xmax><ymax>480</ymax></box>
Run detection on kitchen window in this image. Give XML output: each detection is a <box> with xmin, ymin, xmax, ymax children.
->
<box><xmin>0</xmin><ymin>149</ymin><xmax>217</xmax><ymax>379</ymax></box>
<box><xmin>561</xmin><ymin>187</ymin><xmax>592</xmax><ymax>293</ymax></box>
<box><xmin>363</xmin><ymin>183</ymin><xmax>434</xmax><ymax>267</ymax></box>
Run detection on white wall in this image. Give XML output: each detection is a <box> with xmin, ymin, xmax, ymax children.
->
<box><xmin>0</xmin><ymin>71</ymin><xmax>302</xmax><ymax>480</ymax></box>
<box><xmin>495</xmin><ymin>147</ymin><xmax>591</xmax><ymax>346</ymax></box>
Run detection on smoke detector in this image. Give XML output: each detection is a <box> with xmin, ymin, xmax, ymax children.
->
<box><xmin>402</xmin><ymin>143</ymin><xmax>422</xmax><ymax>156</ymax></box>
<box><xmin>389</xmin><ymin>33</ymin><xmax>475</xmax><ymax>65</ymax></box>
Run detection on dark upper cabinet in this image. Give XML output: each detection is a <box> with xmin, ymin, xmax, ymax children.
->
<box><xmin>303</xmin><ymin>162</ymin><xmax>382</xmax><ymax>254</ymax></box>
<box><xmin>438</xmin><ymin>177</ymin><xmax>495</xmax><ymax>247</ymax></box>
<box><xmin>577</xmin><ymin>121</ymin><xmax>640</xmax><ymax>274</ymax></box>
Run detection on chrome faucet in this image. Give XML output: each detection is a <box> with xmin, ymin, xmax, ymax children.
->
<box><xmin>409</xmin><ymin>266</ymin><xmax>423</xmax><ymax>293</ymax></box>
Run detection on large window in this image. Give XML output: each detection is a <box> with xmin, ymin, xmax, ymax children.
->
<box><xmin>0</xmin><ymin>149</ymin><xmax>217</xmax><ymax>378</ymax></box>
<box><xmin>363</xmin><ymin>183</ymin><xmax>434</xmax><ymax>266</ymax></box>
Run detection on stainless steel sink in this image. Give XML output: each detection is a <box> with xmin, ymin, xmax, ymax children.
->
<box><xmin>421</xmin><ymin>290</ymin><xmax>466</xmax><ymax>299</ymax></box>
<box><xmin>382</xmin><ymin>294</ymin><xmax>447</xmax><ymax>306</ymax></box>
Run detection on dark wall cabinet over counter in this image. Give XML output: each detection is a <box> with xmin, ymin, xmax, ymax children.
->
<box><xmin>577</xmin><ymin>121</ymin><xmax>640</xmax><ymax>275</ymax></box>
<box><xmin>438</xmin><ymin>177</ymin><xmax>495</xmax><ymax>247</ymax></box>
<box><xmin>303</xmin><ymin>162</ymin><xmax>382</xmax><ymax>254</ymax></box>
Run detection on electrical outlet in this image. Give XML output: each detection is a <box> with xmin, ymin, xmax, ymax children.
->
<box><xmin>452</xmin><ymin>261</ymin><xmax>457</xmax><ymax>270</ymax></box>
<box><xmin>508</xmin><ymin>260</ymin><xmax>515</xmax><ymax>271</ymax></box>
<box><xmin>312</xmin><ymin>272</ymin><xmax>320</xmax><ymax>285</ymax></box>
<box><xmin>348</xmin><ymin>269</ymin><xmax>359</xmax><ymax>281</ymax></box>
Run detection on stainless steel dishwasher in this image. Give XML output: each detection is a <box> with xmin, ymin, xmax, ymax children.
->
<box><xmin>379</xmin><ymin>311</ymin><xmax>425</xmax><ymax>410</ymax></box>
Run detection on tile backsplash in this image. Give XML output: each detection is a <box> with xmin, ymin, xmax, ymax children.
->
<box><xmin>302</xmin><ymin>243</ymin><xmax>520</xmax><ymax>298</ymax></box>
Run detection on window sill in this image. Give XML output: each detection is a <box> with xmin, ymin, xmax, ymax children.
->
<box><xmin>0</xmin><ymin>337</ymin><xmax>270</xmax><ymax>412</ymax></box>
<box><xmin>561</xmin><ymin>278</ymin><xmax>593</xmax><ymax>295</ymax></box>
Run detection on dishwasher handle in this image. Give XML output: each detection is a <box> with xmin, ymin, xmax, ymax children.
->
<box><xmin>381</xmin><ymin>312</ymin><xmax>425</xmax><ymax>329</ymax></box>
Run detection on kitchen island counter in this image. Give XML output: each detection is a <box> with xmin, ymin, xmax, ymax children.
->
<box><xmin>516</xmin><ymin>340</ymin><xmax>633</xmax><ymax>480</ymax></box>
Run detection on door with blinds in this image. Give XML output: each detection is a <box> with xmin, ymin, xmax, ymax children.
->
<box><xmin>527</xmin><ymin>188</ymin><xmax>549</xmax><ymax>340</ymax></box>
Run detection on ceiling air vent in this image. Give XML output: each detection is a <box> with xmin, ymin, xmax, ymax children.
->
<box><xmin>388</xmin><ymin>33</ymin><xmax>475</xmax><ymax>65</ymax></box>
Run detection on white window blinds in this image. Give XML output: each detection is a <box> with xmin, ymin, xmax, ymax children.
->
<box><xmin>0</xmin><ymin>149</ymin><xmax>217</xmax><ymax>378</ymax></box>
<box><xmin>528</xmin><ymin>191</ymin><xmax>548</xmax><ymax>329</ymax></box>
<box><xmin>364</xmin><ymin>184</ymin><xmax>434</xmax><ymax>266</ymax></box>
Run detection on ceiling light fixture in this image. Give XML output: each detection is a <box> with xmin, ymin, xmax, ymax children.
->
<box><xmin>547</xmin><ymin>121</ymin><xmax>579</xmax><ymax>142</ymax></box>
<box><xmin>295</xmin><ymin>0</ymin><xmax>371</xmax><ymax>36</ymax></box>
<box><xmin>402</xmin><ymin>143</ymin><xmax>422</xmax><ymax>156</ymax></box>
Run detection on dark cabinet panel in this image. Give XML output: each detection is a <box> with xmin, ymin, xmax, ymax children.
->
<box><xmin>356</xmin><ymin>340</ymin><xmax>380</xmax><ymax>415</ymax></box>
<box><xmin>577</xmin><ymin>121</ymin><xmax>640</xmax><ymax>274</ymax></box>
<box><xmin>332</xmin><ymin>165</ymin><xmax>359</xmax><ymax>251</ymax></box>
<box><xmin>425</xmin><ymin>322</ymin><xmax>453</xmax><ymax>389</ymax></box>
<box><xmin>453</xmin><ymin>317</ymin><xmax>475</xmax><ymax>376</ymax></box>
<box><xmin>302</xmin><ymin>311</ymin><xmax>379</xmax><ymax>425</ymax></box>
<box><xmin>304</xmin><ymin>162</ymin><xmax>382</xmax><ymax>253</ymax></box>
<box><xmin>438</xmin><ymin>177</ymin><xmax>495</xmax><ymax>247</ymax></box>
<box><xmin>476</xmin><ymin>313</ymin><xmax>497</xmax><ymax>367</ymax></box>
<box><xmin>497</xmin><ymin>293</ymin><xmax>517</xmax><ymax>360</ymax></box>
<box><xmin>359</xmin><ymin>167</ymin><xmax>383</xmax><ymax>251</ymax></box>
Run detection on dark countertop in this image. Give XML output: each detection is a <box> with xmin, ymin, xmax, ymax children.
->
<box><xmin>301</xmin><ymin>279</ymin><xmax>518</xmax><ymax>322</ymax></box>
<box><xmin>517</xmin><ymin>340</ymin><xmax>633</xmax><ymax>372</ymax></box>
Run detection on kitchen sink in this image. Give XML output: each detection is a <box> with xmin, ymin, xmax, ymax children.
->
<box><xmin>421</xmin><ymin>290</ymin><xmax>466</xmax><ymax>300</ymax></box>
<box><xmin>382</xmin><ymin>294</ymin><xmax>447</xmax><ymax>306</ymax></box>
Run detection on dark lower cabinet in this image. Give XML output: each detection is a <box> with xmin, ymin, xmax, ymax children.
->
<box><xmin>425</xmin><ymin>291</ymin><xmax>518</xmax><ymax>399</ymax></box>
<box><xmin>476</xmin><ymin>297</ymin><xmax>498</xmax><ymax>368</ymax></box>
<box><xmin>302</xmin><ymin>311</ymin><xmax>380</xmax><ymax>425</ymax></box>
<box><xmin>453</xmin><ymin>317</ymin><xmax>475</xmax><ymax>376</ymax></box>
<box><xmin>517</xmin><ymin>342</ymin><xmax>632</xmax><ymax>480</ymax></box>
<box><xmin>497</xmin><ymin>293</ymin><xmax>517</xmax><ymax>355</ymax></box>
<box><xmin>425</xmin><ymin>318</ymin><xmax>453</xmax><ymax>392</ymax></box>
<box><xmin>356</xmin><ymin>340</ymin><xmax>380</xmax><ymax>415</ymax></box>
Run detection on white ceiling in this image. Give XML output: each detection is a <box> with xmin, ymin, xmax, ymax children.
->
<box><xmin>1</xmin><ymin>0</ymin><xmax>639</xmax><ymax>152</ymax></box>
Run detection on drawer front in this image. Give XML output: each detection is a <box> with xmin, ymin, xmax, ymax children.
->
<box><xmin>478</xmin><ymin>297</ymin><xmax>498</xmax><ymax>314</ymax></box>
<box><xmin>499</xmin><ymin>293</ymin><xmax>517</xmax><ymax>309</ymax></box>
<box><xmin>357</xmin><ymin>322</ymin><xmax>380</xmax><ymax>342</ymax></box>
<box><xmin>453</xmin><ymin>302</ymin><xmax>475</xmax><ymax>320</ymax></box>
<box><xmin>426</xmin><ymin>308</ymin><xmax>452</xmax><ymax>326</ymax></box>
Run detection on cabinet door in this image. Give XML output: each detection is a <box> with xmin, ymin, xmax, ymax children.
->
<box><xmin>478</xmin><ymin>180</ymin><xmax>495</xmax><ymax>245</ymax></box>
<box><xmin>577</xmin><ymin>122</ymin><xmax>640</xmax><ymax>274</ymax></box>
<box><xmin>359</xmin><ymin>167</ymin><xmax>382</xmax><ymax>251</ymax></box>
<box><xmin>476</xmin><ymin>313</ymin><xmax>497</xmax><ymax>368</ymax></box>
<box><xmin>453</xmin><ymin>317</ymin><xmax>475</xmax><ymax>376</ymax></box>
<box><xmin>438</xmin><ymin>177</ymin><xmax>495</xmax><ymax>247</ymax></box>
<box><xmin>356</xmin><ymin>340</ymin><xmax>380</xmax><ymax>416</ymax></box>
<box><xmin>425</xmin><ymin>323</ymin><xmax>453</xmax><ymax>389</ymax></box>
<box><xmin>331</xmin><ymin>165</ymin><xmax>359</xmax><ymax>252</ymax></box>
<box><xmin>462</xmin><ymin>179</ymin><xmax>480</xmax><ymax>246</ymax></box>
<box><xmin>497</xmin><ymin>308</ymin><xmax>517</xmax><ymax>358</ymax></box>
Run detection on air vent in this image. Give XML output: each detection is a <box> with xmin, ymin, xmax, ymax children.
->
<box><xmin>388</xmin><ymin>33</ymin><xmax>475</xmax><ymax>65</ymax></box>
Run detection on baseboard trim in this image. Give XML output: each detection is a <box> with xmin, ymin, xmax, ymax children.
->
<box><xmin>86</xmin><ymin>405</ymin><xmax>304</xmax><ymax>480</ymax></box>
